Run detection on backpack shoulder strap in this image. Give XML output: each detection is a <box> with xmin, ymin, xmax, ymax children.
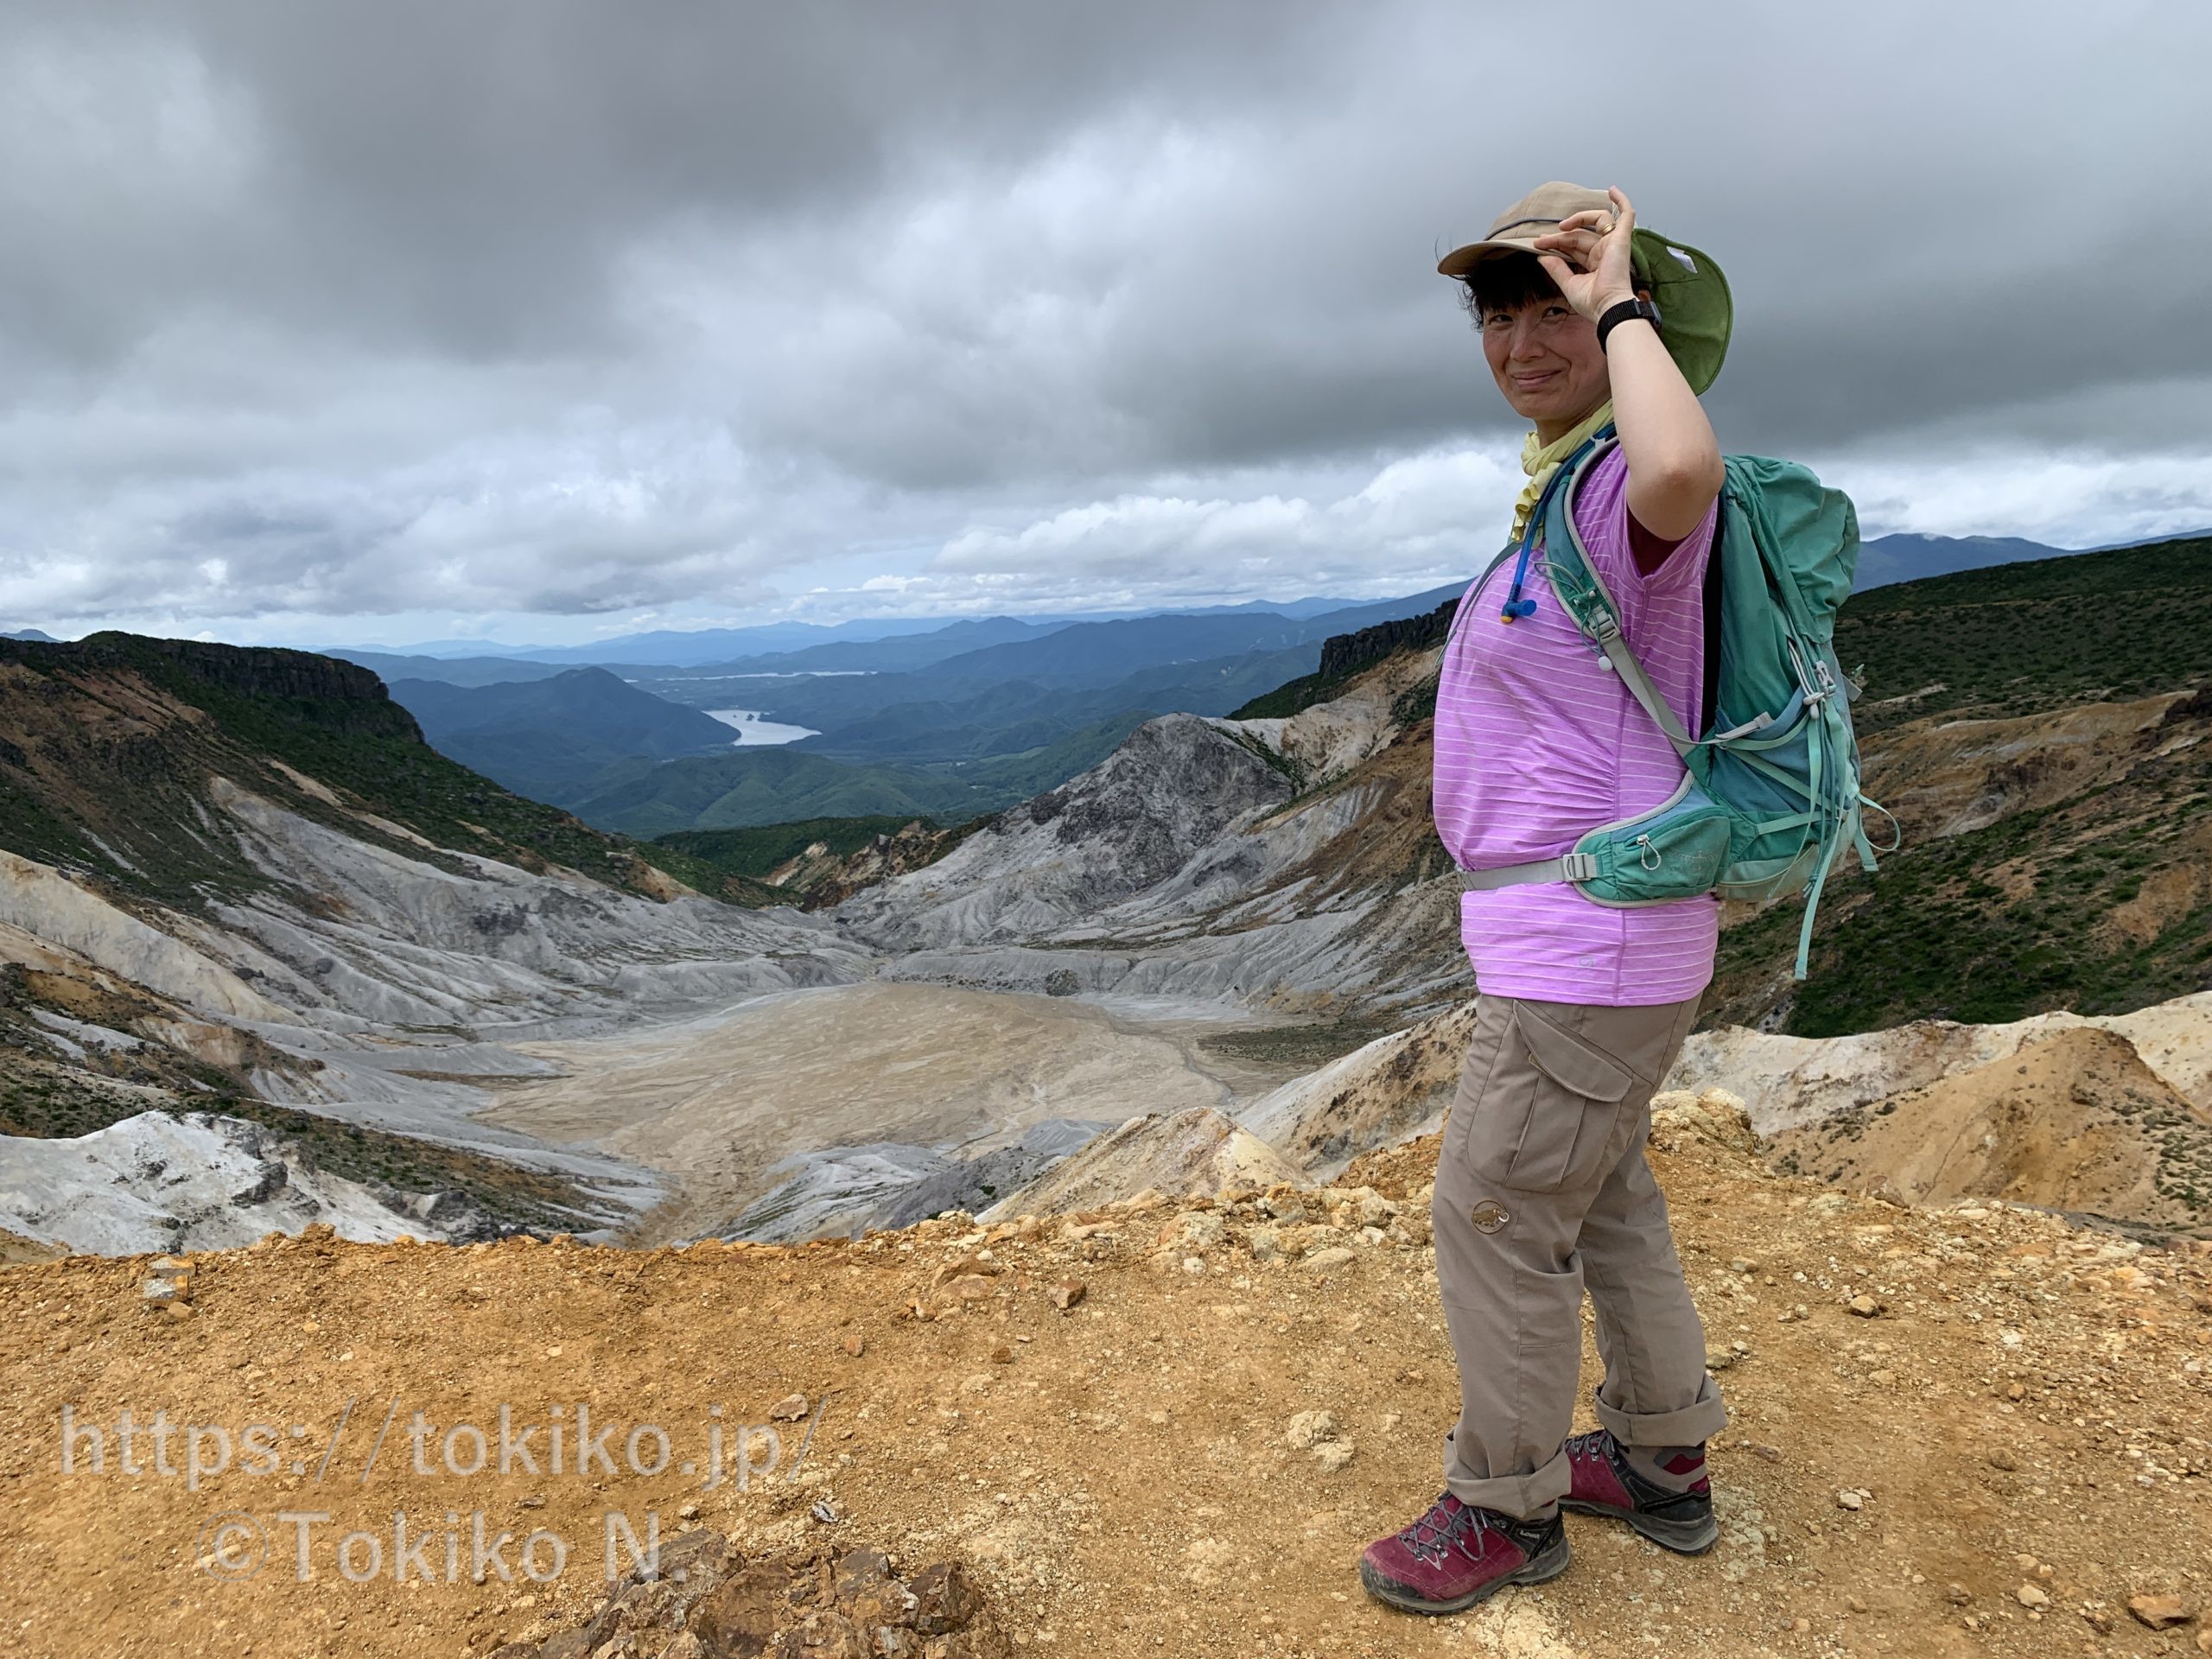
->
<box><xmin>1700</xmin><ymin>517</ymin><xmax>1725</xmax><ymax>730</ymax></box>
<box><xmin>1537</xmin><ymin>440</ymin><xmax>1699</xmax><ymax>763</ymax></box>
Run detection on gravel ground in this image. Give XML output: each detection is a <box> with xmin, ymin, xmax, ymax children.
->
<box><xmin>3</xmin><ymin>1103</ymin><xmax>2209</xmax><ymax>1658</ymax></box>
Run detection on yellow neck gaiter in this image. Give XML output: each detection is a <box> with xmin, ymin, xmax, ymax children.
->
<box><xmin>1510</xmin><ymin>400</ymin><xmax>1613</xmax><ymax>547</ymax></box>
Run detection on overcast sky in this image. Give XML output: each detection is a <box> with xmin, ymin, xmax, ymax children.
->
<box><xmin>3</xmin><ymin>1</ymin><xmax>2207</xmax><ymax>647</ymax></box>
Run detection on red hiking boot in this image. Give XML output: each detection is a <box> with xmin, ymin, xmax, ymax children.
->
<box><xmin>1358</xmin><ymin>1493</ymin><xmax>1569</xmax><ymax>1616</ymax></box>
<box><xmin>1560</xmin><ymin>1429</ymin><xmax>1719</xmax><ymax>1554</ymax></box>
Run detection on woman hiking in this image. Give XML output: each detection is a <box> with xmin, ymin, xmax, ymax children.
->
<box><xmin>1360</xmin><ymin>181</ymin><xmax>1736</xmax><ymax>1615</ymax></box>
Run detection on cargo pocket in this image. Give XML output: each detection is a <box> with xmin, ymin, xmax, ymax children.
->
<box><xmin>1490</xmin><ymin>1002</ymin><xmax>1637</xmax><ymax>1194</ymax></box>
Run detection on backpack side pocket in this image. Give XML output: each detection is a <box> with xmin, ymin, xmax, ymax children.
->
<box><xmin>1566</xmin><ymin>775</ymin><xmax>1735</xmax><ymax>907</ymax></box>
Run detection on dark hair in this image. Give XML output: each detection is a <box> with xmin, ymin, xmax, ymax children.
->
<box><xmin>1453</xmin><ymin>250</ymin><xmax>1649</xmax><ymax>326</ymax></box>
<box><xmin>1454</xmin><ymin>251</ymin><xmax>1561</xmax><ymax>322</ymax></box>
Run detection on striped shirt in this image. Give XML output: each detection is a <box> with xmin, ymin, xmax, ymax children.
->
<box><xmin>1432</xmin><ymin>445</ymin><xmax>1720</xmax><ymax>1006</ymax></box>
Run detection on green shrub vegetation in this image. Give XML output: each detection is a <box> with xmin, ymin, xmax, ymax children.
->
<box><xmin>657</xmin><ymin>816</ymin><xmax>938</xmax><ymax>876</ymax></box>
<box><xmin>572</xmin><ymin>712</ymin><xmax>1150</xmax><ymax>837</ymax></box>
<box><xmin>1838</xmin><ymin>536</ymin><xmax>2210</xmax><ymax>732</ymax></box>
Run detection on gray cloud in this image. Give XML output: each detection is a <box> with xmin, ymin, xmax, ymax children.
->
<box><xmin>2</xmin><ymin>0</ymin><xmax>2207</xmax><ymax>637</ymax></box>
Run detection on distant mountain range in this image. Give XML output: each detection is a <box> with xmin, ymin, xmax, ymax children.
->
<box><xmin>636</xmin><ymin>585</ymin><xmax>1465</xmax><ymax>696</ymax></box>
<box><xmin>618</xmin><ymin>615</ymin><xmax>1073</xmax><ymax>678</ymax></box>
<box><xmin>483</xmin><ymin>614</ymin><xmax>969</xmax><ymax>666</ymax></box>
<box><xmin>298</xmin><ymin>528</ymin><xmax>2212</xmax><ymax>698</ymax></box>
<box><xmin>330</xmin><ymin>651</ymin><xmax>573</xmax><ymax>688</ymax></box>
<box><xmin>370</xmin><ymin>552</ymin><xmax>2150</xmax><ymax>834</ymax></box>
<box><xmin>19</xmin><ymin>533</ymin><xmax>2195</xmax><ymax>842</ymax></box>
<box><xmin>13</xmin><ymin>534</ymin><xmax>2204</xmax><ymax>662</ymax></box>
<box><xmin>312</xmin><ymin>594</ymin><xmax>1391</xmax><ymax>668</ymax></box>
<box><xmin>351</xmin><ymin>587</ymin><xmax>1463</xmax><ymax>830</ymax></box>
<box><xmin>1853</xmin><ymin>532</ymin><xmax>2065</xmax><ymax>591</ymax></box>
<box><xmin>331</xmin><ymin>636</ymin><xmax>523</xmax><ymax>658</ymax></box>
<box><xmin>566</xmin><ymin>721</ymin><xmax>1151</xmax><ymax>839</ymax></box>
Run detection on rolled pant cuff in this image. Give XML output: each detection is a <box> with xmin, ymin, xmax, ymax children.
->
<box><xmin>1443</xmin><ymin>1453</ymin><xmax>1570</xmax><ymax>1522</ymax></box>
<box><xmin>1592</xmin><ymin>1380</ymin><xmax>1729</xmax><ymax>1447</ymax></box>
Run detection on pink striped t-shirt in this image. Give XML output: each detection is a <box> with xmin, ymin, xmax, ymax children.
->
<box><xmin>1431</xmin><ymin>446</ymin><xmax>1719</xmax><ymax>1006</ymax></box>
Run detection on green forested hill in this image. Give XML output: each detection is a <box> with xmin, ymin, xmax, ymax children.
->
<box><xmin>567</xmin><ymin>712</ymin><xmax>1149</xmax><ymax>836</ymax></box>
<box><xmin>388</xmin><ymin>667</ymin><xmax>737</xmax><ymax>804</ymax></box>
<box><xmin>1838</xmin><ymin>536</ymin><xmax>2210</xmax><ymax>732</ymax></box>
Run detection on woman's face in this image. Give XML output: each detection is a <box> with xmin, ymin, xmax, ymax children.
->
<box><xmin>1479</xmin><ymin>293</ymin><xmax>1611</xmax><ymax>430</ymax></box>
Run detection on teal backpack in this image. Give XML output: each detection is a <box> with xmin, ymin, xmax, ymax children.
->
<box><xmin>1452</xmin><ymin>427</ymin><xmax>1897</xmax><ymax>977</ymax></box>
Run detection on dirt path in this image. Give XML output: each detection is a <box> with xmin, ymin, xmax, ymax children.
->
<box><xmin>4</xmin><ymin>1118</ymin><xmax>2209</xmax><ymax>1657</ymax></box>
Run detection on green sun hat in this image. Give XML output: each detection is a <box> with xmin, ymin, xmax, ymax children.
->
<box><xmin>1438</xmin><ymin>181</ymin><xmax>1733</xmax><ymax>395</ymax></box>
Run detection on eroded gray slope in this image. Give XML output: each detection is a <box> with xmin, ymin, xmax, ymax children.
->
<box><xmin>833</xmin><ymin>674</ymin><xmax>1468</xmax><ymax>1018</ymax></box>
<box><xmin>832</xmin><ymin>712</ymin><xmax>1297</xmax><ymax>950</ymax></box>
<box><xmin>1</xmin><ymin>776</ymin><xmax>875</xmax><ymax>1246</ymax></box>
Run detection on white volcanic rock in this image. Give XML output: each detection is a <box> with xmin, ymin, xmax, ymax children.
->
<box><xmin>3</xmin><ymin>779</ymin><xmax>873</xmax><ymax>1248</ymax></box>
<box><xmin>6</xmin><ymin>786</ymin><xmax>870</xmax><ymax>1053</ymax></box>
<box><xmin>834</xmin><ymin>713</ymin><xmax>1297</xmax><ymax>953</ymax></box>
<box><xmin>1666</xmin><ymin>989</ymin><xmax>2212</xmax><ymax>1137</ymax></box>
<box><xmin>201</xmin><ymin>779</ymin><xmax>868</xmax><ymax>1036</ymax></box>
<box><xmin>716</xmin><ymin>1118</ymin><xmax>1114</xmax><ymax>1243</ymax></box>
<box><xmin>0</xmin><ymin>1112</ymin><xmax>432</xmax><ymax>1255</ymax></box>
<box><xmin>981</xmin><ymin>1106</ymin><xmax>1304</xmax><ymax>1219</ymax></box>
<box><xmin>718</xmin><ymin>1141</ymin><xmax>948</xmax><ymax>1244</ymax></box>
<box><xmin>874</xmin><ymin>887</ymin><xmax>1463</xmax><ymax>1015</ymax></box>
<box><xmin>0</xmin><ymin>849</ymin><xmax>288</xmax><ymax>1022</ymax></box>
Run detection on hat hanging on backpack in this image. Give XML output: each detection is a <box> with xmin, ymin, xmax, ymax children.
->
<box><xmin>1438</xmin><ymin>181</ymin><xmax>1732</xmax><ymax>396</ymax></box>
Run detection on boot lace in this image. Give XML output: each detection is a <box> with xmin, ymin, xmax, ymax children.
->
<box><xmin>1395</xmin><ymin>1494</ymin><xmax>1491</xmax><ymax>1566</ymax></box>
<box><xmin>1564</xmin><ymin>1428</ymin><xmax>1614</xmax><ymax>1472</ymax></box>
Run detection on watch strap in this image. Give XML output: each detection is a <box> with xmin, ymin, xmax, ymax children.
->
<box><xmin>1596</xmin><ymin>296</ymin><xmax>1660</xmax><ymax>352</ymax></box>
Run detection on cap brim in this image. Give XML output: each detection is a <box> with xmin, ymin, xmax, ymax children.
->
<box><xmin>1435</xmin><ymin>236</ymin><xmax>1546</xmax><ymax>278</ymax></box>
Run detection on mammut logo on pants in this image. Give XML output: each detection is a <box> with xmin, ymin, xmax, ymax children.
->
<box><xmin>1469</xmin><ymin>1200</ymin><xmax>1510</xmax><ymax>1235</ymax></box>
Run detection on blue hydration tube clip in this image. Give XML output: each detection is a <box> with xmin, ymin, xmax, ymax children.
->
<box><xmin>1498</xmin><ymin>537</ymin><xmax>1539</xmax><ymax>622</ymax></box>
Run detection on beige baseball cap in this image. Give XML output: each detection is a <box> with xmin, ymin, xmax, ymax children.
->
<box><xmin>1438</xmin><ymin>181</ymin><xmax>1733</xmax><ymax>394</ymax></box>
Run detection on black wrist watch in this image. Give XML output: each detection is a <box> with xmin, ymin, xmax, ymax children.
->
<box><xmin>1596</xmin><ymin>296</ymin><xmax>1662</xmax><ymax>352</ymax></box>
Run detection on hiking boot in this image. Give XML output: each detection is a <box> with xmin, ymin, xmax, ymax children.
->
<box><xmin>1358</xmin><ymin>1493</ymin><xmax>1569</xmax><ymax>1616</ymax></box>
<box><xmin>1560</xmin><ymin>1429</ymin><xmax>1719</xmax><ymax>1554</ymax></box>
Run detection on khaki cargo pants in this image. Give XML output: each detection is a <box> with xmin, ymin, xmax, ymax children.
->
<box><xmin>1432</xmin><ymin>992</ymin><xmax>1727</xmax><ymax>1519</ymax></box>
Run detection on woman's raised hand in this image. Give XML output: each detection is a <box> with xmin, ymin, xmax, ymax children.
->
<box><xmin>1531</xmin><ymin>186</ymin><xmax>1639</xmax><ymax>321</ymax></box>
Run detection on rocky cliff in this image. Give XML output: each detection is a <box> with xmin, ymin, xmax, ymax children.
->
<box><xmin>1316</xmin><ymin>596</ymin><xmax>1457</xmax><ymax>680</ymax></box>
